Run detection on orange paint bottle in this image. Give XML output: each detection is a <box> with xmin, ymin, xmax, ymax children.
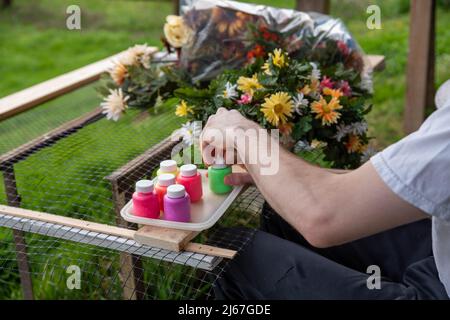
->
<box><xmin>154</xmin><ymin>173</ymin><xmax>176</xmax><ymax>212</ymax></box>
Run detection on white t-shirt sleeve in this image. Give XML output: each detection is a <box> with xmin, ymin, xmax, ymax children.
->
<box><xmin>370</xmin><ymin>104</ymin><xmax>450</xmax><ymax>221</ymax></box>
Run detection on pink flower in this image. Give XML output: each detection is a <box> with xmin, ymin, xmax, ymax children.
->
<box><xmin>237</xmin><ymin>93</ymin><xmax>252</xmax><ymax>105</ymax></box>
<box><xmin>338</xmin><ymin>80</ymin><xmax>352</xmax><ymax>96</ymax></box>
<box><xmin>320</xmin><ymin>76</ymin><xmax>334</xmax><ymax>90</ymax></box>
<box><xmin>337</xmin><ymin>40</ymin><xmax>350</xmax><ymax>56</ymax></box>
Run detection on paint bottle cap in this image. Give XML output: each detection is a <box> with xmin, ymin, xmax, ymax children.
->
<box><xmin>160</xmin><ymin>160</ymin><xmax>178</xmax><ymax>173</ymax></box>
<box><xmin>167</xmin><ymin>184</ymin><xmax>186</xmax><ymax>199</ymax></box>
<box><xmin>180</xmin><ymin>164</ymin><xmax>197</xmax><ymax>177</ymax></box>
<box><xmin>157</xmin><ymin>173</ymin><xmax>176</xmax><ymax>187</ymax></box>
<box><xmin>136</xmin><ymin>180</ymin><xmax>154</xmax><ymax>193</ymax></box>
<box><xmin>212</xmin><ymin>156</ymin><xmax>228</xmax><ymax>169</ymax></box>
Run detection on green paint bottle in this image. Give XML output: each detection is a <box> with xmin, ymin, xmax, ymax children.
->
<box><xmin>208</xmin><ymin>159</ymin><xmax>232</xmax><ymax>194</ymax></box>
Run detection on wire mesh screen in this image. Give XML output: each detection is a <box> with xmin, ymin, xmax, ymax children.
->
<box><xmin>0</xmin><ymin>86</ymin><xmax>271</xmax><ymax>299</ymax></box>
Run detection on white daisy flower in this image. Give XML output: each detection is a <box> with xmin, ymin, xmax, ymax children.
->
<box><xmin>293</xmin><ymin>140</ymin><xmax>313</xmax><ymax>153</ymax></box>
<box><xmin>334</xmin><ymin>122</ymin><xmax>368</xmax><ymax>142</ymax></box>
<box><xmin>334</xmin><ymin>123</ymin><xmax>350</xmax><ymax>142</ymax></box>
<box><xmin>101</xmin><ymin>88</ymin><xmax>129</xmax><ymax>121</ymax></box>
<box><xmin>292</xmin><ymin>92</ymin><xmax>309</xmax><ymax>115</ymax></box>
<box><xmin>119</xmin><ymin>44</ymin><xmax>154</xmax><ymax>69</ymax></box>
<box><xmin>220</xmin><ymin>82</ymin><xmax>238</xmax><ymax>100</ymax></box>
<box><xmin>347</xmin><ymin>121</ymin><xmax>368</xmax><ymax>136</ymax></box>
<box><xmin>172</xmin><ymin>121</ymin><xmax>202</xmax><ymax>147</ymax></box>
<box><xmin>310</xmin><ymin>62</ymin><xmax>321</xmax><ymax>80</ymax></box>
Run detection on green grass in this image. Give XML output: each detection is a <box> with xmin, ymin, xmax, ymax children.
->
<box><xmin>1</xmin><ymin>0</ymin><xmax>450</xmax><ymax>299</ymax></box>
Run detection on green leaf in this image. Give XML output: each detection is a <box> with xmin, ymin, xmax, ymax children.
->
<box><xmin>292</xmin><ymin>115</ymin><xmax>312</xmax><ymax>140</ymax></box>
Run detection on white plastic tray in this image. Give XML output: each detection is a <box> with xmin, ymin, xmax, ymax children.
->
<box><xmin>120</xmin><ymin>169</ymin><xmax>243</xmax><ymax>231</ymax></box>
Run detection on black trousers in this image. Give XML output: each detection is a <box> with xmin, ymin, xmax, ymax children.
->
<box><xmin>214</xmin><ymin>205</ymin><xmax>449</xmax><ymax>299</ymax></box>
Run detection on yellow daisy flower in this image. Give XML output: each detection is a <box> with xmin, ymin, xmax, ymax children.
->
<box><xmin>271</xmin><ymin>48</ymin><xmax>288</xmax><ymax>68</ymax></box>
<box><xmin>311</xmin><ymin>96</ymin><xmax>343</xmax><ymax>126</ymax></box>
<box><xmin>175</xmin><ymin>100</ymin><xmax>193</xmax><ymax>117</ymax></box>
<box><xmin>323</xmin><ymin>87</ymin><xmax>343</xmax><ymax>99</ymax></box>
<box><xmin>237</xmin><ymin>74</ymin><xmax>263</xmax><ymax>95</ymax></box>
<box><xmin>345</xmin><ymin>134</ymin><xmax>363</xmax><ymax>153</ymax></box>
<box><xmin>261</xmin><ymin>92</ymin><xmax>293</xmax><ymax>126</ymax></box>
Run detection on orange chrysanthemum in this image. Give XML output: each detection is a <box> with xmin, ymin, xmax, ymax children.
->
<box><xmin>109</xmin><ymin>62</ymin><xmax>128</xmax><ymax>86</ymax></box>
<box><xmin>345</xmin><ymin>134</ymin><xmax>363</xmax><ymax>153</ymax></box>
<box><xmin>322</xmin><ymin>87</ymin><xmax>343</xmax><ymax>99</ymax></box>
<box><xmin>311</xmin><ymin>96</ymin><xmax>342</xmax><ymax>126</ymax></box>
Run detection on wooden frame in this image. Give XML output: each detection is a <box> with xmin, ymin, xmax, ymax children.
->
<box><xmin>0</xmin><ymin>115</ymin><xmax>237</xmax><ymax>299</ymax></box>
<box><xmin>0</xmin><ymin>205</ymin><xmax>235</xmax><ymax>260</ymax></box>
<box><xmin>404</xmin><ymin>0</ymin><xmax>436</xmax><ymax>133</ymax></box>
<box><xmin>0</xmin><ymin>210</ymin><xmax>225</xmax><ymax>271</ymax></box>
<box><xmin>295</xmin><ymin>0</ymin><xmax>330</xmax><ymax>13</ymax></box>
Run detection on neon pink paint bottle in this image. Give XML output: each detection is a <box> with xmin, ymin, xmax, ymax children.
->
<box><xmin>176</xmin><ymin>164</ymin><xmax>203</xmax><ymax>203</ymax></box>
<box><xmin>163</xmin><ymin>184</ymin><xmax>191</xmax><ymax>222</ymax></box>
<box><xmin>132</xmin><ymin>180</ymin><xmax>160</xmax><ymax>218</ymax></box>
<box><xmin>154</xmin><ymin>173</ymin><xmax>176</xmax><ymax>212</ymax></box>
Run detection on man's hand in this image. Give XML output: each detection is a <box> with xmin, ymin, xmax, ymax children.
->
<box><xmin>200</xmin><ymin>108</ymin><xmax>258</xmax><ymax>166</ymax></box>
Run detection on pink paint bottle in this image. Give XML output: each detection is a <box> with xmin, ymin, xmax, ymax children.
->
<box><xmin>154</xmin><ymin>173</ymin><xmax>176</xmax><ymax>212</ymax></box>
<box><xmin>163</xmin><ymin>184</ymin><xmax>191</xmax><ymax>222</ymax></box>
<box><xmin>176</xmin><ymin>164</ymin><xmax>203</xmax><ymax>203</ymax></box>
<box><xmin>132</xmin><ymin>180</ymin><xmax>160</xmax><ymax>218</ymax></box>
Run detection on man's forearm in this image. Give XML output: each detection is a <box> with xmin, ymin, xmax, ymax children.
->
<box><xmin>203</xmin><ymin>109</ymin><xmax>427</xmax><ymax>248</ymax></box>
<box><xmin>235</xmin><ymin>127</ymin><xmax>339</xmax><ymax>245</ymax></box>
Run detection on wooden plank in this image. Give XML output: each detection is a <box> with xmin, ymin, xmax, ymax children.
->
<box><xmin>0</xmin><ymin>213</ymin><xmax>221</xmax><ymax>271</ymax></box>
<box><xmin>134</xmin><ymin>226</ymin><xmax>198</xmax><ymax>252</ymax></box>
<box><xmin>184</xmin><ymin>243</ymin><xmax>236</xmax><ymax>260</ymax></box>
<box><xmin>295</xmin><ymin>0</ymin><xmax>330</xmax><ymax>13</ymax></box>
<box><xmin>2</xmin><ymin>166</ymin><xmax>34</xmax><ymax>300</ymax></box>
<box><xmin>0</xmin><ymin>48</ymin><xmax>152</xmax><ymax>121</ymax></box>
<box><xmin>0</xmin><ymin>108</ymin><xmax>103</xmax><ymax>169</ymax></box>
<box><xmin>0</xmin><ymin>204</ymin><xmax>237</xmax><ymax>259</ymax></box>
<box><xmin>363</xmin><ymin>55</ymin><xmax>385</xmax><ymax>72</ymax></box>
<box><xmin>404</xmin><ymin>0</ymin><xmax>436</xmax><ymax>134</ymax></box>
<box><xmin>0</xmin><ymin>204</ymin><xmax>136</xmax><ymax>239</ymax></box>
